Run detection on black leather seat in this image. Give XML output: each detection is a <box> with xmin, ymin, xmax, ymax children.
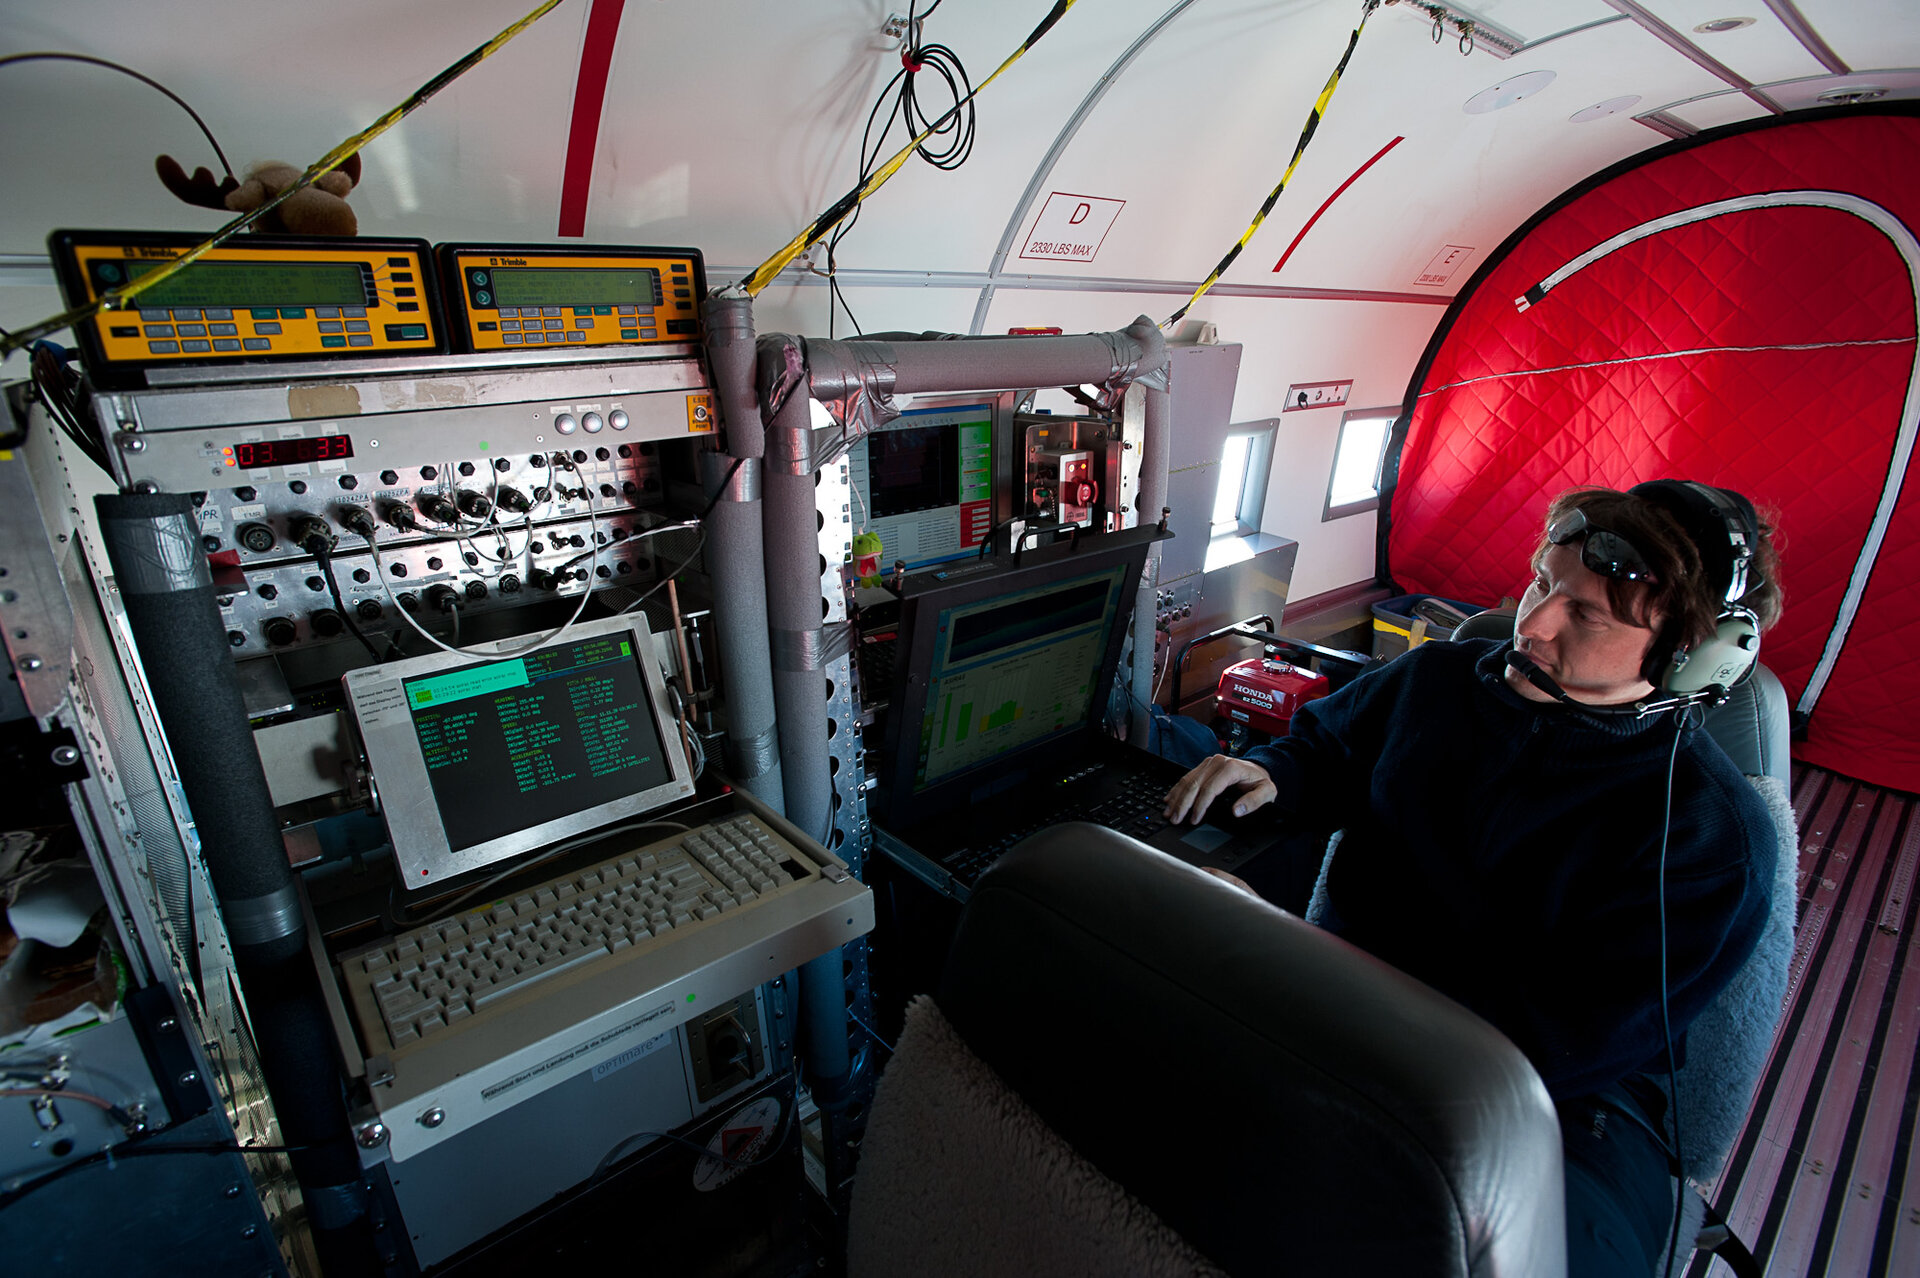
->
<box><xmin>848</xmin><ymin>823</ymin><xmax>1567</xmax><ymax>1277</ymax></box>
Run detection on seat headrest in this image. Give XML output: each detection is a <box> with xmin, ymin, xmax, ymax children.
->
<box><xmin>939</xmin><ymin>824</ymin><xmax>1566</xmax><ymax>1277</ymax></box>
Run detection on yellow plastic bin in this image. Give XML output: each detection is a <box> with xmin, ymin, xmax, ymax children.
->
<box><xmin>1371</xmin><ymin>595</ymin><xmax>1482</xmax><ymax>662</ymax></box>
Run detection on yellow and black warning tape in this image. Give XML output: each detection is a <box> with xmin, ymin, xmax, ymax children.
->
<box><xmin>737</xmin><ymin>0</ymin><xmax>1081</xmax><ymax>298</ymax></box>
<box><xmin>0</xmin><ymin>0</ymin><xmax>568</xmax><ymax>359</ymax></box>
<box><xmin>1164</xmin><ymin>0</ymin><xmax>1380</xmax><ymax>328</ymax></box>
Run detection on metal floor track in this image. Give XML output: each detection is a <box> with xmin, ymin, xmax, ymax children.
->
<box><xmin>1691</xmin><ymin>764</ymin><xmax>1920</xmax><ymax>1277</ymax></box>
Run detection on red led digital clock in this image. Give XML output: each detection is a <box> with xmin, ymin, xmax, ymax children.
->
<box><xmin>225</xmin><ymin>435</ymin><xmax>356</xmax><ymax>468</ymax></box>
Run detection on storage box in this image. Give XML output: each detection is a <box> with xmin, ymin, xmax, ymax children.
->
<box><xmin>1370</xmin><ymin>594</ymin><xmax>1483</xmax><ymax>661</ymax></box>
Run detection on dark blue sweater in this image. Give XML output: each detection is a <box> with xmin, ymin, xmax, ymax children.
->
<box><xmin>1243</xmin><ymin>639</ymin><xmax>1776</xmax><ymax>1100</ymax></box>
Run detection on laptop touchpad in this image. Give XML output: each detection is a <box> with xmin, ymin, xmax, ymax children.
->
<box><xmin>1180</xmin><ymin>825</ymin><xmax>1234</xmax><ymax>854</ymax></box>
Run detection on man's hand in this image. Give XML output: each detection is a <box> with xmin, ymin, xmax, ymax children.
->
<box><xmin>1162</xmin><ymin>754</ymin><xmax>1276</xmax><ymax>825</ymax></box>
<box><xmin>1204</xmin><ymin>867</ymin><xmax>1256</xmax><ymax>894</ymax></box>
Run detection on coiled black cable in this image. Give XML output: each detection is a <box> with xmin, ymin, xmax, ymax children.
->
<box><xmin>828</xmin><ymin>0</ymin><xmax>976</xmax><ymax>337</ymax></box>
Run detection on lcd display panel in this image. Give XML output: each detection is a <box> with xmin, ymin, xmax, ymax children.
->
<box><xmin>343</xmin><ymin>615</ymin><xmax>694</xmax><ymax>887</ymax></box>
<box><xmin>848</xmin><ymin>402</ymin><xmax>994</xmax><ymax>570</ymax></box>
<box><xmin>402</xmin><ymin>632</ymin><xmax>673</xmax><ymax>853</ymax></box>
<box><xmin>490</xmin><ymin>268</ymin><xmax>661</xmax><ymax>309</ymax></box>
<box><xmin>122</xmin><ymin>257</ymin><xmax>368</xmax><ymax>308</ymax></box>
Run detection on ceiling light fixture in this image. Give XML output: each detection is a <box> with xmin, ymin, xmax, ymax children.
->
<box><xmin>1463</xmin><ymin>70</ymin><xmax>1556</xmax><ymax>114</ymax></box>
<box><xmin>1571</xmin><ymin>95</ymin><xmax>1643</xmax><ymax>123</ymax></box>
<box><xmin>1693</xmin><ymin>18</ymin><xmax>1756</xmax><ymax>34</ymax></box>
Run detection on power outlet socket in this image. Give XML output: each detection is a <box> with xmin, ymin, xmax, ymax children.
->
<box><xmin>1282</xmin><ymin>380</ymin><xmax>1353</xmax><ymax>412</ymax></box>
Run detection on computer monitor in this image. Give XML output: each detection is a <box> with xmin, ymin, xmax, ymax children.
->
<box><xmin>848</xmin><ymin>394</ymin><xmax>1017</xmax><ymax>571</ymax></box>
<box><xmin>876</xmin><ymin>527</ymin><xmax>1160</xmax><ymax>826</ymax></box>
<box><xmin>343</xmin><ymin>614</ymin><xmax>695</xmax><ymax>890</ymax></box>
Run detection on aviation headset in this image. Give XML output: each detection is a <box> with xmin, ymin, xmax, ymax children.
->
<box><xmin>1627</xmin><ymin>479</ymin><xmax>1765</xmax><ymax>699</ymax></box>
<box><xmin>1508</xmin><ymin>478</ymin><xmax>1767</xmax><ymax>713</ymax></box>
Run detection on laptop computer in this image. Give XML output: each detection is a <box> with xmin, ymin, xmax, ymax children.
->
<box><xmin>871</xmin><ymin>527</ymin><xmax>1292</xmax><ymax>900</ymax></box>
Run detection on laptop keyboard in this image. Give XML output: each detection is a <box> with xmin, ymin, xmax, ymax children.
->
<box><xmin>938</xmin><ymin>766</ymin><xmax>1176</xmax><ymax>890</ymax></box>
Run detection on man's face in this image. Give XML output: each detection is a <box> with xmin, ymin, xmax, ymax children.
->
<box><xmin>1507</xmin><ymin>541</ymin><xmax>1660</xmax><ymax>706</ymax></box>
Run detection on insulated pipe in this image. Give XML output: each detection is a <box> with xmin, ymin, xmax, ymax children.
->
<box><xmin>799</xmin><ymin>950</ymin><xmax>853</xmax><ymax>1083</ymax></box>
<box><xmin>700</xmin><ymin>294</ymin><xmax>784</xmax><ymax>807</ymax></box>
<box><xmin>759</xmin><ymin>373</ymin><xmax>835</xmax><ymax>846</ymax></box>
<box><xmin>756</xmin><ymin>340</ymin><xmax>849</xmax><ymax>1139</ymax></box>
<box><xmin>95</xmin><ymin>492</ymin><xmax>373</xmax><ymax>1270</ymax></box>
<box><xmin>96</xmin><ymin>493</ymin><xmax>303</xmax><ymax>962</ymax></box>
<box><xmin>1131</xmin><ymin>386</ymin><xmax>1172</xmax><ymax>742</ymax></box>
<box><xmin>805</xmin><ymin>316</ymin><xmax>1165</xmax><ymax>402</ymax></box>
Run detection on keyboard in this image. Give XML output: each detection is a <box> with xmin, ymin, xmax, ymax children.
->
<box><xmin>346</xmin><ymin>815</ymin><xmax>808</xmax><ymax>1049</ymax></box>
<box><xmin>336</xmin><ymin>808</ymin><xmax>874</xmax><ymax>1161</ymax></box>
<box><xmin>938</xmin><ymin>767</ymin><xmax>1175</xmax><ymax>890</ymax></box>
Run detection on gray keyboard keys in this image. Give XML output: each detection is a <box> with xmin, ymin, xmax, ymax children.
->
<box><xmin>345</xmin><ymin>813</ymin><xmax>817</xmax><ymax>1049</ymax></box>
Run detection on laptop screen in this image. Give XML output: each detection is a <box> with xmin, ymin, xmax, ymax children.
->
<box><xmin>878</xmin><ymin>528</ymin><xmax>1159</xmax><ymax>828</ymax></box>
<box><xmin>344</xmin><ymin>614</ymin><xmax>695</xmax><ymax>890</ymax></box>
<box><xmin>913</xmin><ymin>565</ymin><xmax>1128</xmax><ymax>792</ymax></box>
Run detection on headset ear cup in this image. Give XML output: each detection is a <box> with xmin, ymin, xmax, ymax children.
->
<box><xmin>1662</xmin><ymin>608</ymin><xmax>1760</xmax><ymax>694</ymax></box>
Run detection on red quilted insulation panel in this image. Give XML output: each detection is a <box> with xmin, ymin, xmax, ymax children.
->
<box><xmin>1387</xmin><ymin>112</ymin><xmax>1920</xmax><ymax>792</ymax></box>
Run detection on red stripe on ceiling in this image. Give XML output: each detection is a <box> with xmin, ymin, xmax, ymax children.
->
<box><xmin>558</xmin><ymin>0</ymin><xmax>627</xmax><ymax>238</ymax></box>
<box><xmin>1272</xmin><ymin>136</ymin><xmax>1404</xmax><ymax>274</ymax></box>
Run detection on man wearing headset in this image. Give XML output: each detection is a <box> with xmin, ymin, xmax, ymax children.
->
<box><xmin>1163</xmin><ymin>480</ymin><xmax>1784</xmax><ymax>1277</ymax></box>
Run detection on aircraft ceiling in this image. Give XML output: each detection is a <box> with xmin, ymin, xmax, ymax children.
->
<box><xmin>1</xmin><ymin>1</ymin><xmax>1914</xmax><ymax>327</ymax></box>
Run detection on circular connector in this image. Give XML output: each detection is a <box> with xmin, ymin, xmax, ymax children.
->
<box><xmin>236</xmin><ymin>523</ymin><xmax>277</xmax><ymax>553</ymax></box>
<box><xmin>418</xmin><ymin>493</ymin><xmax>460</xmax><ymax>526</ymax></box>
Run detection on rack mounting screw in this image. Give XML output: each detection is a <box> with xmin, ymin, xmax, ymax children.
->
<box><xmin>356</xmin><ymin>1121</ymin><xmax>390</xmax><ymax>1148</ymax></box>
<box><xmin>51</xmin><ymin>745</ymin><xmax>80</xmax><ymax>766</ymax></box>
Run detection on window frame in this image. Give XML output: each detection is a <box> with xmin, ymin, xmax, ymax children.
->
<box><xmin>1322</xmin><ymin>406</ymin><xmax>1399</xmax><ymax>522</ymax></box>
<box><xmin>1210</xmin><ymin>418</ymin><xmax>1279</xmax><ymax>541</ymax></box>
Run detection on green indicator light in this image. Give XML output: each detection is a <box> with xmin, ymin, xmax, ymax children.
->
<box><xmin>686</xmin><ymin>993</ymin><xmax>696</xmax><ymax>1003</ymax></box>
<box><xmin>478</xmin><ymin>441</ymin><xmax>490</xmax><ymax>451</ymax></box>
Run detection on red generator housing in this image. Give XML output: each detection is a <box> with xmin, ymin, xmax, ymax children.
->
<box><xmin>1215</xmin><ymin>656</ymin><xmax>1329</xmax><ymax>737</ymax></box>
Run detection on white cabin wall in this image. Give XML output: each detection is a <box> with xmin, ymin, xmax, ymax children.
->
<box><xmin>1212</xmin><ymin>295</ymin><xmax>1444</xmax><ymax>599</ymax></box>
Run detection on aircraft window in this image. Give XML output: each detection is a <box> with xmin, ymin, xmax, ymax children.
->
<box><xmin>1212</xmin><ymin>420</ymin><xmax>1277</xmax><ymax>538</ymax></box>
<box><xmin>1324</xmin><ymin>407</ymin><xmax>1396</xmax><ymax>521</ymax></box>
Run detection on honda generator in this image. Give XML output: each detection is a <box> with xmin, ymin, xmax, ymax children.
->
<box><xmin>1216</xmin><ymin>654</ymin><xmax>1330</xmax><ymax>737</ymax></box>
<box><xmin>1170</xmin><ymin>619</ymin><xmax>1368</xmax><ymax>756</ymax></box>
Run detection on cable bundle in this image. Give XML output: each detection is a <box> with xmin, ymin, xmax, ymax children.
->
<box><xmin>829</xmin><ymin>0</ymin><xmax>976</xmax><ymax>336</ymax></box>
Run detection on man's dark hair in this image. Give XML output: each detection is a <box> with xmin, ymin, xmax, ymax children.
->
<box><xmin>1535</xmin><ymin>485</ymin><xmax>1784</xmax><ymax>682</ymax></box>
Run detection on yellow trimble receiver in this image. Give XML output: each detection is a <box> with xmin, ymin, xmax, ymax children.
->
<box><xmin>437</xmin><ymin>243</ymin><xmax>704</xmax><ymax>354</ymax></box>
<box><xmin>49</xmin><ymin>231</ymin><xmax>446</xmax><ymax>387</ymax></box>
